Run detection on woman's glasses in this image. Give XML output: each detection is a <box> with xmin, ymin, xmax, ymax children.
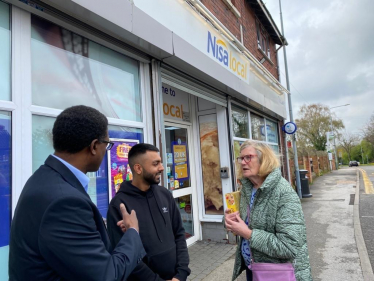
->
<box><xmin>236</xmin><ymin>154</ymin><xmax>257</xmax><ymax>164</ymax></box>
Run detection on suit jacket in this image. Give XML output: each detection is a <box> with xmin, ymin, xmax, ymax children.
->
<box><xmin>9</xmin><ymin>155</ymin><xmax>146</xmax><ymax>281</ymax></box>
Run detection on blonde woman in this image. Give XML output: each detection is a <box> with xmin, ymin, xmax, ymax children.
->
<box><xmin>225</xmin><ymin>140</ymin><xmax>312</xmax><ymax>281</ymax></box>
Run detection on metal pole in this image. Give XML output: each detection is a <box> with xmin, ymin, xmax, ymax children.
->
<box><xmin>361</xmin><ymin>144</ymin><xmax>364</xmax><ymax>165</ymax></box>
<box><xmin>276</xmin><ymin>46</ymin><xmax>291</xmax><ymax>183</ymax></box>
<box><xmin>329</xmin><ymin>116</ymin><xmax>333</xmax><ymax>170</ymax></box>
<box><xmin>329</xmin><ymin>104</ymin><xmax>349</xmax><ymax>169</ymax></box>
<box><xmin>329</xmin><ymin>115</ymin><xmax>338</xmax><ymax>170</ymax></box>
<box><xmin>333</xmin><ymin>131</ymin><xmax>338</xmax><ymax>169</ymax></box>
<box><xmin>279</xmin><ymin>0</ymin><xmax>302</xmax><ymax>198</ymax></box>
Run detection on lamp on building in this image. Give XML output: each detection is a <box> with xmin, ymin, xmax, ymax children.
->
<box><xmin>259</xmin><ymin>57</ymin><xmax>266</xmax><ymax>64</ymax></box>
<box><xmin>329</xmin><ymin>104</ymin><xmax>350</xmax><ymax>170</ymax></box>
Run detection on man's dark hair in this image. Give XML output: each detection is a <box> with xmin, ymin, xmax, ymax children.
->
<box><xmin>53</xmin><ymin>105</ymin><xmax>108</xmax><ymax>154</ymax></box>
<box><xmin>128</xmin><ymin>143</ymin><xmax>159</xmax><ymax>170</ymax></box>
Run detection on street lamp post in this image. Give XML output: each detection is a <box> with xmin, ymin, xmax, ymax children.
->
<box><xmin>329</xmin><ymin>104</ymin><xmax>350</xmax><ymax>170</ymax></box>
<box><xmin>278</xmin><ymin>0</ymin><xmax>302</xmax><ymax>198</ymax></box>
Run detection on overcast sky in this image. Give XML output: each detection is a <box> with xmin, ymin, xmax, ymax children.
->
<box><xmin>264</xmin><ymin>0</ymin><xmax>374</xmax><ymax>136</ymax></box>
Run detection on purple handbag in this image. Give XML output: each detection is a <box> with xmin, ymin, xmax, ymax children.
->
<box><xmin>247</xmin><ymin>207</ymin><xmax>296</xmax><ymax>281</ymax></box>
<box><xmin>250</xmin><ymin>262</ymin><xmax>296</xmax><ymax>281</ymax></box>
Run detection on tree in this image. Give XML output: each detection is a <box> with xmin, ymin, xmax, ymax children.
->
<box><xmin>339</xmin><ymin>132</ymin><xmax>359</xmax><ymax>161</ymax></box>
<box><xmin>363</xmin><ymin>113</ymin><xmax>374</xmax><ymax>145</ymax></box>
<box><xmin>295</xmin><ymin>104</ymin><xmax>344</xmax><ymax>151</ymax></box>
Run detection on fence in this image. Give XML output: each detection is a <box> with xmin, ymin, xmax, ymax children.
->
<box><xmin>288</xmin><ymin>149</ymin><xmax>336</xmax><ymax>185</ymax></box>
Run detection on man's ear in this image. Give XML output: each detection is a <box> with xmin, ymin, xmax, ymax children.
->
<box><xmin>89</xmin><ymin>139</ymin><xmax>99</xmax><ymax>155</ymax></box>
<box><xmin>133</xmin><ymin>163</ymin><xmax>142</xmax><ymax>175</ymax></box>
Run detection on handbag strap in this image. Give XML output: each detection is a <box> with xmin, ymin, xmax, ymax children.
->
<box><xmin>247</xmin><ymin>205</ymin><xmax>255</xmax><ymax>267</ymax></box>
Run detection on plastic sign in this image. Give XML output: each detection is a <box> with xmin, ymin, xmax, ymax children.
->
<box><xmin>207</xmin><ymin>31</ymin><xmax>249</xmax><ymax>84</ymax></box>
<box><xmin>282</xmin><ymin>122</ymin><xmax>297</xmax><ymax>135</ymax></box>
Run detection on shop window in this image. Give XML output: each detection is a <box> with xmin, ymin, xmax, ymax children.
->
<box><xmin>233</xmin><ymin>140</ymin><xmax>244</xmax><ymax>188</ymax></box>
<box><xmin>256</xmin><ymin>20</ymin><xmax>270</xmax><ymax>59</ymax></box>
<box><xmin>175</xmin><ymin>195</ymin><xmax>194</xmax><ymax>239</ymax></box>
<box><xmin>232</xmin><ymin>106</ymin><xmax>249</xmax><ymax>138</ymax></box>
<box><xmin>0</xmin><ymin>111</ymin><xmax>11</xmax><ymax>279</ymax></box>
<box><xmin>271</xmin><ymin>145</ymin><xmax>279</xmax><ymax>154</ymax></box>
<box><xmin>0</xmin><ymin>1</ymin><xmax>11</xmax><ymax>101</ymax></box>
<box><xmin>32</xmin><ymin>115</ymin><xmax>143</xmax><ymax>219</ymax></box>
<box><xmin>31</xmin><ymin>16</ymin><xmax>142</xmax><ymax>122</ymax></box>
<box><xmin>266</xmin><ymin>119</ymin><xmax>278</xmax><ymax>144</ymax></box>
<box><xmin>250</xmin><ymin>113</ymin><xmax>266</xmax><ymax>141</ymax></box>
<box><xmin>165</xmin><ymin>126</ymin><xmax>191</xmax><ymax>191</ymax></box>
<box><xmin>198</xmin><ymin>114</ymin><xmax>223</xmax><ymax>215</ymax></box>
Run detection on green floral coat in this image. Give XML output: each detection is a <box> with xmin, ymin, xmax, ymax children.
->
<box><xmin>232</xmin><ymin>169</ymin><xmax>312</xmax><ymax>281</ymax></box>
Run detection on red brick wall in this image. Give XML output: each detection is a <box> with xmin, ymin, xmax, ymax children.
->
<box><xmin>201</xmin><ymin>0</ymin><xmax>279</xmax><ymax>80</ymax></box>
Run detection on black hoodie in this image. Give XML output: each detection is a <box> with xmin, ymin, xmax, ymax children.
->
<box><xmin>107</xmin><ymin>181</ymin><xmax>190</xmax><ymax>281</ymax></box>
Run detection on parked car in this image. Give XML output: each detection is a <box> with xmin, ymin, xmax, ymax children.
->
<box><xmin>349</xmin><ymin>161</ymin><xmax>359</xmax><ymax>167</ymax></box>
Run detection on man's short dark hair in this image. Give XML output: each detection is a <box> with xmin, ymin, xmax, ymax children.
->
<box><xmin>128</xmin><ymin>143</ymin><xmax>159</xmax><ymax>170</ymax></box>
<box><xmin>53</xmin><ymin>105</ymin><xmax>108</xmax><ymax>154</ymax></box>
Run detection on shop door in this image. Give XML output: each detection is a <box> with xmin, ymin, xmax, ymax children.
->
<box><xmin>164</xmin><ymin>122</ymin><xmax>199</xmax><ymax>246</ymax></box>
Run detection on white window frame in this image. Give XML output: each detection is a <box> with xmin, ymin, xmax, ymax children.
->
<box><xmin>230</xmin><ymin>100</ymin><xmax>281</xmax><ymax>188</ymax></box>
<box><xmin>194</xmin><ymin>101</ymin><xmax>232</xmax><ymax>222</ymax></box>
<box><xmin>231</xmin><ymin>104</ymin><xmax>250</xmax><ymax>140</ymax></box>
<box><xmin>11</xmin><ymin>5</ymin><xmax>153</xmax><ymax>214</ymax></box>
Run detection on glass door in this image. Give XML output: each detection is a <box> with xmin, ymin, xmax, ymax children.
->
<box><xmin>164</xmin><ymin>122</ymin><xmax>199</xmax><ymax>246</ymax></box>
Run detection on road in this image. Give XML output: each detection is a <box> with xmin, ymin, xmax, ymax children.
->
<box><xmin>357</xmin><ymin>165</ymin><xmax>374</xmax><ymax>274</ymax></box>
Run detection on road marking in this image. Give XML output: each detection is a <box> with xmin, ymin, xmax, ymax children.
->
<box><xmin>358</xmin><ymin>168</ymin><xmax>374</xmax><ymax>194</ymax></box>
<box><xmin>361</xmin><ymin>216</ymin><xmax>374</xmax><ymax>218</ymax></box>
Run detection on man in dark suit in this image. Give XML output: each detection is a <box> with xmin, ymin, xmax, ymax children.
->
<box><xmin>9</xmin><ymin>105</ymin><xmax>146</xmax><ymax>281</ymax></box>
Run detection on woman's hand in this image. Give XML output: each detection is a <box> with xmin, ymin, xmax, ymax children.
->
<box><xmin>225</xmin><ymin>209</ymin><xmax>239</xmax><ymax>222</ymax></box>
<box><xmin>225</xmin><ymin>212</ymin><xmax>252</xmax><ymax>240</ymax></box>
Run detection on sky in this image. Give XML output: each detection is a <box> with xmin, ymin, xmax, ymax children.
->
<box><xmin>264</xmin><ymin>0</ymin><xmax>374</xmax><ymax>136</ymax></box>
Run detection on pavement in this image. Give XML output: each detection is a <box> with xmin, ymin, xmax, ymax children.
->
<box><xmin>187</xmin><ymin>168</ymin><xmax>373</xmax><ymax>281</ymax></box>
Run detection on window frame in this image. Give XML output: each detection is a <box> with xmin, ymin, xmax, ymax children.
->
<box><xmin>231</xmin><ymin>104</ymin><xmax>250</xmax><ymax>139</ymax></box>
<box><xmin>256</xmin><ymin>19</ymin><xmax>271</xmax><ymax>61</ymax></box>
<box><xmin>230</xmin><ymin>101</ymin><xmax>280</xmax><ymax>188</ymax></box>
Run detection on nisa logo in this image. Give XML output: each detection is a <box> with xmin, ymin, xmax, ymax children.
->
<box><xmin>207</xmin><ymin>31</ymin><xmax>229</xmax><ymax>66</ymax></box>
<box><xmin>207</xmin><ymin>31</ymin><xmax>248</xmax><ymax>81</ymax></box>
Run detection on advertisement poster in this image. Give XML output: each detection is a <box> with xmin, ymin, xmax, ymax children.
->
<box><xmin>199</xmin><ymin>114</ymin><xmax>223</xmax><ymax>215</ymax></box>
<box><xmin>108</xmin><ymin>139</ymin><xmax>139</xmax><ymax>199</ymax></box>
<box><xmin>172</xmin><ymin>141</ymin><xmax>189</xmax><ymax>182</ymax></box>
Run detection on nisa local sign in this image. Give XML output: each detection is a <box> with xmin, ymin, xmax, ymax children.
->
<box><xmin>207</xmin><ymin>31</ymin><xmax>249</xmax><ymax>84</ymax></box>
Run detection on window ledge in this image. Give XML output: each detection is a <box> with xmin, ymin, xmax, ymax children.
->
<box><xmin>222</xmin><ymin>0</ymin><xmax>241</xmax><ymax>18</ymax></box>
<box><xmin>258</xmin><ymin>47</ymin><xmax>274</xmax><ymax>66</ymax></box>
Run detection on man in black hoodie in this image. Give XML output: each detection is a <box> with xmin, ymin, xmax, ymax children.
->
<box><xmin>107</xmin><ymin>143</ymin><xmax>190</xmax><ymax>281</ymax></box>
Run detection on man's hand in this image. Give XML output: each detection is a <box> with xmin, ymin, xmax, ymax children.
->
<box><xmin>120</xmin><ymin>203</ymin><xmax>139</xmax><ymax>233</ymax></box>
<box><xmin>116</xmin><ymin>220</ymin><xmax>127</xmax><ymax>233</ymax></box>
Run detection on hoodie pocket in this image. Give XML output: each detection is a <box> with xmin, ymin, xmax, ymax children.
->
<box><xmin>147</xmin><ymin>245</ymin><xmax>177</xmax><ymax>279</ymax></box>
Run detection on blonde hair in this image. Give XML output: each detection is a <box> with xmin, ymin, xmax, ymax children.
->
<box><xmin>239</xmin><ymin>140</ymin><xmax>280</xmax><ymax>177</ymax></box>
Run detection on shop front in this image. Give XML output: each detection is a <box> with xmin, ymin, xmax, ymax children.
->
<box><xmin>0</xmin><ymin>0</ymin><xmax>288</xmax><ymax>278</ymax></box>
<box><xmin>158</xmin><ymin>69</ymin><xmax>232</xmax><ymax>246</ymax></box>
<box><xmin>0</xmin><ymin>2</ymin><xmax>155</xmax><ymax>278</ymax></box>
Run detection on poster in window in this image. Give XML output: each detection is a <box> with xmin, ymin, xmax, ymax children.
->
<box><xmin>172</xmin><ymin>141</ymin><xmax>189</xmax><ymax>183</ymax></box>
<box><xmin>108</xmin><ymin>139</ymin><xmax>139</xmax><ymax>199</ymax></box>
<box><xmin>198</xmin><ymin>114</ymin><xmax>223</xmax><ymax>215</ymax></box>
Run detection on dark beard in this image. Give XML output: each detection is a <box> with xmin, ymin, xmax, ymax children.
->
<box><xmin>143</xmin><ymin>169</ymin><xmax>161</xmax><ymax>185</ymax></box>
